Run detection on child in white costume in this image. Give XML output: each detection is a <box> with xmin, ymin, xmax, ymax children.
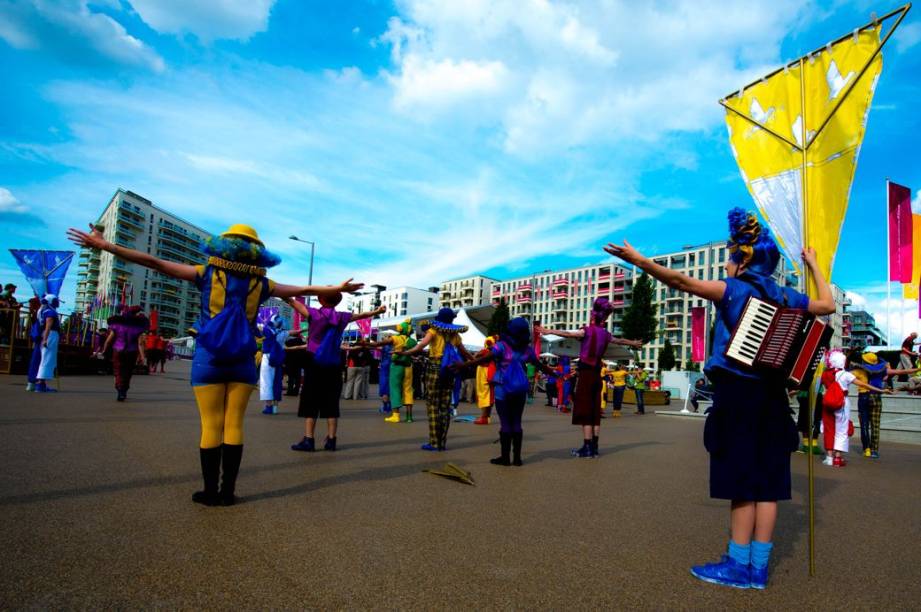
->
<box><xmin>821</xmin><ymin>350</ymin><xmax>887</xmax><ymax>467</ymax></box>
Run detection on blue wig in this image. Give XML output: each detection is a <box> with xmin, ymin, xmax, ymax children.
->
<box><xmin>201</xmin><ymin>235</ymin><xmax>281</xmax><ymax>268</ymax></box>
<box><xmin>727</xmin><ymin>207</ymin><xmax>779</xmax><ymax>277</ymax></box>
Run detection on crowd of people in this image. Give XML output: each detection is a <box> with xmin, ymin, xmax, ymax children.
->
<box><xmin>0</xmin><ymin>206</ymin><xmax>896</xmax><ymax>593</ymax></box>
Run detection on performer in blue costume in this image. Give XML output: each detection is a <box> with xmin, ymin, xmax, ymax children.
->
<box><xmin>259</xmin><ymin>314</ymin><xmax>289</xmax><ymax>415</ymax></box>
<box><xmin>34</xmin><ymin>294</ymin><xmax>61</xmax><ymax>393</ymax></box>
<box><xmin>68</xmin><ymin>222</ymin><xmax>362</xmax><ymax>506</ymax></box>
<box><xmin>605</xmin><ymin>209</ymin><xmax>835</xmax><ymax>590</ymax></box>
<box><xmin>25</xmin><ymin>297</ymin><xmax>43</xmax><ymax>391</ymax></box>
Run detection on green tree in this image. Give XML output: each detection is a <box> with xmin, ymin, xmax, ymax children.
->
<box><xmin>684</xmin><ymin>359</ymin><xmax>700</xmax><ymax>372</ymax></box>
<box><xmin>488</xmin><ymin>298</ymin><xmax>510</xmax><ymax>336</ymax></box>
<box><xmin>658</xmin><ymin>338</ymin><xmax>677</xmax><ymax>372</ymax></box>
<box><xmin>623</xmin><ymin>272</ymin><xmax>657</xmax><ymax>343</ymax></box>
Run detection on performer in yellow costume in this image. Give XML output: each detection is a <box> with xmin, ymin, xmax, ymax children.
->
<box><xmin>68</xmin><ymin>222</ymin><xmax>361</xmax><ymax>506</ymax></box>
<box><xmin>364</xmin><ymin>321</ymin><xmax>418</xmax><ymax>423</ymax></box>
<box><xmin>474</xmin><ymin>335</ymin><xmax>498</xmax><ymax>425</ymax></box>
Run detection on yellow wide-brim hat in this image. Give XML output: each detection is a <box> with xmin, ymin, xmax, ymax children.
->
<box><xmin>220</xmin><ymin>224</ymin><xmax>263</xmax><ymax>245</ymax></box>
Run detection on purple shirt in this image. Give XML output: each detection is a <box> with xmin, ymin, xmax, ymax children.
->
<box><xmin>306</xmin><ymin>307</ymin><xmax>353</xmax><ymax>354</ymax></box>
<box><xmin>490</xmin><ymin>342</ymin><xmax>539</xmax><ymax>400</ymax></box>
<box><xmin>579</xmin><ymin>324</ymin><xmax>613</xmax><ymax>368</ymax></box>
<box><xmin>110</xmin><ymin>322</ymin><xmax>146</xmax><ymax>352</ymax></box>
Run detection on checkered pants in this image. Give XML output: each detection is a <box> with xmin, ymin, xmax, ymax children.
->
<box><xmin>858</xmin><ymin>392</ymin><xmax>883</xmax><ymax>453</ymax></box>
<box><xmin>425</xmin><ymin>357</ymin><xmax>452</xmax><ymax>449</ymax></box>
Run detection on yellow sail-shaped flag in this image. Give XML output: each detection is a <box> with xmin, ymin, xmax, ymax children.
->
<box><xmin>903</xmin><ymin>213</ymin><xmax>921</xmax><ymax>300</ymax></box>
<box><xmin>723</xmin><ymin>27</ymin><xmax>882</xmax><ymax>293</ymax></box>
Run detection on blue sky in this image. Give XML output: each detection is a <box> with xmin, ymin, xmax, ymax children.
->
<box><xmin>1</xmin><ymin>0</ymin><xmax>919</xmax><ymax>335</ymax></box>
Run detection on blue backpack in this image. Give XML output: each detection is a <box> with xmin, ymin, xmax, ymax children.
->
<box><xmin>439</xmin><ymin>338</ymin><xmax>463</xmax><ymax>383</ymax></box>
<box><xmin>314</xmin><ymin>319</ymin><xmax>345</xmax><ymax>367</ymax></box>
<box><xmin>196</xmin><ymin>271</ymin><xmax>260</xmax><ymax>365</ymax></box>
<box><xmin>493</xmin><ymin>341</ymin><xmax>530</xmax><ymax>395</ymax></box>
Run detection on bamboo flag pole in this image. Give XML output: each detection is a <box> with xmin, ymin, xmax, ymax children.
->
<box><xmin>798</xmin><ymin>56</ymin><xmax>818</xmax><ymax>578</ymax></box>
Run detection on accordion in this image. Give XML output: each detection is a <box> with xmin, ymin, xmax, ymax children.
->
<box><xmin>725</xmin><ymin>296</ymin><xmax>832</xmax><ymax>386</ymax></box>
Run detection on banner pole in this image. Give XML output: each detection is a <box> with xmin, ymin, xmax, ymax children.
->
<box><xmin>799</xmin><ymin>57</ymin><xmax>817</xmax><ymax>579</ymax></box>
<box><xmin>888</xmin><ymin>179</ymin><xmax>892</xmax><ymax>346</ymax></box>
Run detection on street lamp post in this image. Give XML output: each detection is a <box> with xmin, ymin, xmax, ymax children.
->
<box><xmin>289</xmin><ymin>235</ymin><xmax>316</xmax><ymax>303</ymax></box>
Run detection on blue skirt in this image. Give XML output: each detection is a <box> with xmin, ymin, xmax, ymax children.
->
<box><xmin>704</xmin><ymin>372</ymin><xmax>799</xmax><ymax>501</ymax></box>
<box><xmin>191</xmin><ymin>346</ymin><xmax>257</xmax><ymax>386</ymax></box>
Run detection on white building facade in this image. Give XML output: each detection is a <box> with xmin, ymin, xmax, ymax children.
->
<box><xmin>350</xmin><ymin>286</ymin><xmax>439</xmax><ymax>318</ymax></box>
<box><xmin>439</xmin><ymin>275</ymin><xmax>497</xmax><ymax>310</ymax></box>
<box><xmin>489</xmin><ymin>264</ymin><xmax>634</xmax><ymax>336</ymax></box>
<box><xmin>75</xmin><ymin>189</ymin><xmax>208</xmax><ymax>338</ymax></box>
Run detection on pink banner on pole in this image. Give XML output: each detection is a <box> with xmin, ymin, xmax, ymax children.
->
<box><xmin>356</xmin><ymin>318</ymin><xmax>371</xmax><ymax>338</ymax></box>
<box><xmin>691</xmin><ymin>307</ymin><xmax>706</xmax><ymax>362</ymax></box>
<box><xmin>292</xmin><ymin>296</ymin><xmax>307</xmax><ymax>330</ymax></box>
<box><xmin>889</xmin><ymin>181</ymin><xmax>913</xmax><ymax>282</ymax></box>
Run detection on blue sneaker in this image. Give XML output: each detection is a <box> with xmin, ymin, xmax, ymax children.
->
<box><xmin>690</xmin><ymin>556</ymin><xmax>751</xmax><ymax>589</ymax></box>
<box><xmin>262</xmin><ymin>405</ymin><xmax>276</xmax><ymax>415</ymax></box>
<box><xmin>749</xmin><ymin>564</ymin><xmax>768</xmax><ymax>590</ymax></box>
<box><xmin>571</xmin><ymin>443</ymin><xmax>593</xmax><ymax>458</ymax></box>
<box><xmin>291</xmin><ymin>437</ymin><xmax>315</xmax><ymax>452</ymax></box>
<box><xmin>420</xmin><ymin>443</ymin><xmax>439</xmax><ymax>451</ymax></box>
<box><xmin>869</xmin><ymin>451</ymin><xmax>880</xmax><ymax>459</ymax></box>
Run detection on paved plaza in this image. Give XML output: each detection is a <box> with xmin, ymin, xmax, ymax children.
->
<box><xmin>2</xmin><ymin>361</ymin><xmax>920</xmax><ymax>609</ymax></box>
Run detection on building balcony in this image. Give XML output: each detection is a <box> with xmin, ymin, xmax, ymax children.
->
<box><xmin>517</xmin><ymin>283</ymin><xmax>532</xmax><ymax>293</ymax></box>
<box><xmin>117</xmin><ymin>214</ymin><xmax>145</xmax><ymax>232</ymax></box>
<box><xmin>597</xmin><ymin>272</ymin><xmax>611</xmax><ymax>282</ymax></box>
<box><xmin>552</xmin><ymin>292</ymin><xmax>568</xmax><ymax>300</ymax></box>
<box><xmin>491</xmin><ymin>286</ymin><xmax>501</xmax><ymax>295</ymax></box>
<box><xmin>666</xmin><ymin>294</ymin><xmax>683</xmax><ymax>301</ymax></box>
<box><xmin>613</xmin><ymin>272</ymin><xmax>625</xmax><ymax>280</ymax></box>
<box><xmin>612</xmin><ymin>300</ymin><xmax>624</xmax><ymax>307</ymax></box>
<box><xmin>516</xmin><ymin>295</ymin><xmax>532</xmax><ymax>305</ymax></box>
<box><xmin>551</xmin><ymin>278</ymin><xmax>569</xmax><ymax>288</ymax></box>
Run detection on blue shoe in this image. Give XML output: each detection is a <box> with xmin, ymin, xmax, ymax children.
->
<box><xmin>749</xmin><ymin>564</ymin><xmax>768</xmax><ymax>590</ymax></box>
<box><xmin>421</xmin><ymin>443</ymin><xmax>438</xmax><ymax>451</ymax></box>
<box><xmin>571</xmin><ymin>443</ymin><xmax>593</xmax><ymax>458</ymax></box>
<box><xmin>262</xmin><ymin>405</ymin><xmax>274</xmax><ymax>415</ymax></box>
<box><xmin>291</xmin><ymin>437</ymin><xmax>315</xmax><ymax>452</ymax></box>
<box><xmin>690</xmin><ymin>557</ymin><xmax>751</xmax><ymax>589</ymax></box>
<box><xmin>379</xmin><ymin>405</ymin><xmax>391</xmax><ymax>414</ymax></box>
<box><xmin>869</xmin><ymin>451</ymin><xmax>880</xmax><ymax>459</ymax></box>
<box><xmin>324</xmin><ymin>436</ymin><xmax>337</xmax><ymax>451</ymax></box>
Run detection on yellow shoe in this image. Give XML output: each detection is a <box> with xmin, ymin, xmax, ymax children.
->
<box><xmin>613</xmin><ymin>410</ymin><xmax>622</xmax><ymax>418</ymax></box>
<box><xmin>384</xmin><ymin>412</ymin><xmax>401</xmax><ymax>423</ymax></box>
<box><xmin>863</xmin><ymin>448</ymin><xmax>871</xmax><ymax>457</ymax></box>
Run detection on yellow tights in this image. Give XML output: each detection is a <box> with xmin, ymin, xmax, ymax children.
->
<box><xmin>193</xmin><ymin>382</ymin><xmax>254</xmax><ymax>448</ymax></box>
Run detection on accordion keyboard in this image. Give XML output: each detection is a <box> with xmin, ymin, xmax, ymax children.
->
<box><xmin>725</xmin><ymin>298</ymin><xmax>777</xmax><ymax>366</ymax></box>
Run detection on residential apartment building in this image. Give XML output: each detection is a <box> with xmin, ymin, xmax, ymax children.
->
<box><xmin>639</xmin><ymin>241</ymin><xmax>796</xmax><ymax>368</ymax></box>
<box><xmin>489</xmin><ymin>264</ymin><xmax>634</xmax><ymax>335</ymax></box>
<box><xmin>847</xmin><ymin>310</ymin><xmax>887</xmax><ymax>348</ymax></box>
<box><xmin>439</xmin><ymin>275</ymin><xmax>497</xmax><ymax>309</ymax></box>
<box><xmin>350</xmin><ymin>286</ymin><xmax>439</xmax><ymax>318</ymax></box>
<box><xmin>829</xmin><ymin>284</ymin><xmax>852</xmax><ymax>349</ymax></box>
<box><xmin>75</xmin><ymin>189</ymin><xmax>207</xmax><ymax>338</ymax></box>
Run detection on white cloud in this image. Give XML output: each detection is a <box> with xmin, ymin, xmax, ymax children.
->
<box><xmin>0</xmin><ymin>188</ymin><xmax>28</xmax><ymax>213</ymax></box>
<box><xmin>389</xmin><ymin>55</ymin><xmax>509</xmax><ymax>112</ymax></box>
<box><xmin>912</xmin><ymin>191</ymin><xmax>921</xmax><ymax>214</ymax></box>
<box><xmin>127</xmin><ymin>0</ymin><xmax>276</xmax><ymax>42</ymax></box>
<box><xmin>894</xmin><ymin>21</ymin><xmax>921</xmax><ymax>54</ymax></box>
<box><xmin>0</xmin><ymin>0</ymin><xmax>164</xmax><ymax>72</ymax></box>
<box><xmin>845</xmin><ymin>285</ymin><xmax>921</xmax><ymax>346</ymax></box>
<box><xmin>381</xmin><ymin>0</ymin><xmax>812</xmax><ymax>156</ymax></box>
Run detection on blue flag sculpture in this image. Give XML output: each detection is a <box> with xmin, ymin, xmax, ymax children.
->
<box><xmin>9</xmin><ymin>249</ymin><xmax>75</xmax><ymax>297</ymax></box>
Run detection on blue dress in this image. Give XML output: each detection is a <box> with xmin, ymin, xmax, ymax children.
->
<box><xmin>191</xmin><ymin>265</ymin><xmax>274</xmax><ymax>386</ymax></box>
<box><xmin>704</xmin><ymin>274</ymin><xmax>808</xmax><ymax>501</ymax></box>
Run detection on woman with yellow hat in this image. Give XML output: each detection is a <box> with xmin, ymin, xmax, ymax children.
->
<box><xmin>68</xmin><ymin>222</ymin><xmax>362</xmax><ymax>506</ymax></box>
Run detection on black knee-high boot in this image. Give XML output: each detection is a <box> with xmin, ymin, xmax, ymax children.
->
<box><xmin>512</xmin><ymin>432</ymin><xmax>523</xmax><ymax>466</ymax></box>
<box><xmin>220</xmin><ymin>444</ymin><xmax>244</xmax><ymax>506</ymax></box>
<box><xmin>490</xmin><ymin>432</ymin><xmax>511</xmax><ymax>466</ymax></box>
<box><xmin>192</xmin><ymin>447</ymin><xmax>222</xmax><ymax>506</ymax></box>
<box><xmin>591</xmin><ymin>435</ymin><xmax>599</xmax><ymax>457</ymax></box>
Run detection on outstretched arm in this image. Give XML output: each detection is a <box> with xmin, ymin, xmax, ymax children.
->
<box><xmin>853</xmin><ymin>378</ymin><xmax>889</xmax><ymax>394</ymax></box>
<box><xmin>455</xmin><ymin>351</ymin><xmax>495</xmax><ymax>370</ymax></box>
<box><xmin>604</xmin><ymin>240</ymin><xmax>725</xmax><ymax>302</ymax></box>
<box><xmin>398</xmin><ymin>332</ymin><xmax>431</xmax><ymax>356</ymax></box>
<box><xmin>68</xmin><ymin>224</ymin><xmax>197</xmax><ymax>282</ymax></box>
<box><xmin>351</xmin><ymin>305</ymin><xmax>387</xmax><ymax>321</ymax></box>
<box><xmin>100</xmin><ymin>330</ymin><xmax>115</xmax><ymax>355</ymax></box>
<box><xmin>612</xmin><ymin>337</ymin><xmax>644</xmax><ymax>348</ymax></box>
<box><xmin>273</xmin><ymin>278</ymin><xmax>365</xmax><ymax>300</ymax></box>
<box><xmin>801</xmin><ymin>248</ymin><xmax>835</xmax><ymax>315</ymax></box>
<box><xmin>537</xmin><ymin>326</ymin><xmax>585</xmax><ymax>339</ymax></box>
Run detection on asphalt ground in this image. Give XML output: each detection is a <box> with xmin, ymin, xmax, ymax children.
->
<box><xmin>1</xmin><ymin>362</ymin><xmax>920</xmax><ymax>609</ymax></box>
